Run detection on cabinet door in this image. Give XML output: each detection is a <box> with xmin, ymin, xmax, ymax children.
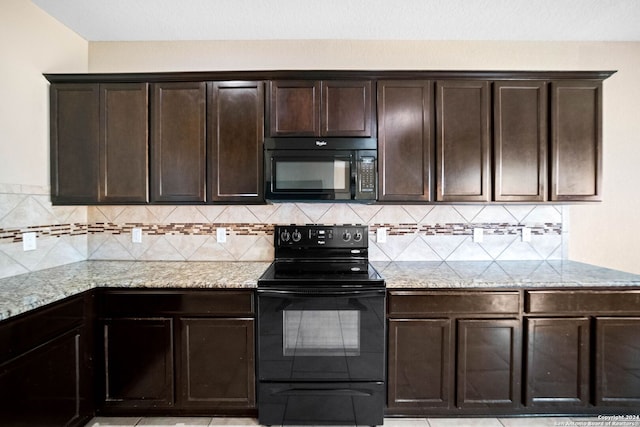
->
<box><xmin>208</xmin><ymin>81</ymin><xmax>264</xmax><ymax>203</ymax></box>
<box><xmin>179</xmin><ymin>318</ymin><xmax>255</xmax><ymax>409</ymax></box>
<box><xmin>525</xmin><ymin>317</ymin><xmax>590</xmax><ymax>407</ymax></box>
<box><xmin>494</xmin><ymin>81</ymin><xmax>548</xmax><ymax>201</ymax></box>
<box><xmin>99</xmin><ymin>83</ymin><xmax>149</xmax><ymax>203</ymax></box>
<box><xmin>457</xmin><ymin>319</ymin><xmax>521</xmax><ymax>408</ymax></box>
<box><xmin>0</xmin><ymin>329</ymin><xmax>84</xmax><ymax>426</ymax></box>
<box><xmin>50</xmin><ymin>83</ymin><xmax>99</xmax><ymax>204</ymax></box>
<box><xmin>388</xmin><ymin>319</ymin><xmax>451</xmax><ymax>409</ymax></box>
<box><xmin>151</xmin><ymin>82</ymin><xmax>206</xmax><ymax>202</ymax></box>
<box><xmin>596</xmin><ymin>317</ymin><xmax>640</xmax><ymax>406</ymax></box>
<box><xmin>102</xmin><ymin>318</ymin><xmax>174</xmax><ymax>409</ymax></box>
<box><xmin>436</xmin><ymin>81</ymin><xmax>491</xmax><ymax>202</ymax></box>
<box><xmin>269</xmin><ymin>80</ymin><xmax>321</xmax><ymax>136</ymax></box>
<box><xmin>321</xmin><ymin>80</ymin><xmax>372</xmax><ymax>137</ymax></box>
<box><xmin>377</xmin><ymin>80</ymin><xmax>433</xmax><ymax>202</ymax></box>
<box><xmin>551</xmin><ymin>80</ymin><xmax>602</xmax><ymax>201</ymax></box>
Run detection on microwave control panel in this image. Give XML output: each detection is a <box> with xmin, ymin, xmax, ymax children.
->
<box><xmin>356</xmin><ymin>150</ymin><xmax>377</xmax><ymax>200</ymax></box>
<box><xmin>359</xmin><ymin>157</ymin><xmax>376</xmax><ymax>193</ymax></box>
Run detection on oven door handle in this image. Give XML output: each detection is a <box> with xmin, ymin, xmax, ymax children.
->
<box><xmin>273</xmin><ymin>387</ymin><xmax>374</xmax><ymax>397</ymax></box>
<box><xmin>257</xmin><ymin>289</ymin><xmax>385</xmax><ymax>298</ymax></box>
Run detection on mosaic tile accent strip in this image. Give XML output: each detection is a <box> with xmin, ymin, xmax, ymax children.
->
<box><xmin>1</xmin><ymin>224</ymin><xmax>88</xmax><ymax>242</ymax></box>
<box><xmin>0</xmin><ymin>222</ymin><xmax>562</xmax><ymax>242</ymax></box>
<box><xmin>88</xmin><ymin>222</ymin><xmax>275</xmax><ymax>236</ymax></box>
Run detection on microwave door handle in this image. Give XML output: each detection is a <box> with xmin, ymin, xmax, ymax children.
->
<box><xmin>351</xmin><ymin>156</ymin><xmax>357</xmax><ymax>199</ymax></box>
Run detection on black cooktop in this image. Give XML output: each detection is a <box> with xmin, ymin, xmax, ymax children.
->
<box><xmin>258</xmin><ymin>260</ymin><xmax>384</xmax><ymax>286</ymax></box>
<box><xmin>258</xmin><ymin>224</ymin><xmax>385</xmax><ymax>287</ymax></box>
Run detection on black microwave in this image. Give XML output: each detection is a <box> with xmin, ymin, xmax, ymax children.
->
<box><xmin>264</xmin><ymin>138</ymin><xmax>377</xmax><ymax>201</ymax></box>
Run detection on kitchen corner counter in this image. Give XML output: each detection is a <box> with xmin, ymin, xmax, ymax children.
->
<box><xmin>374</xmin><ymin>260</ymin><xmax>640</xmax><ymax>289</ymax></box>
<box><xmin>0</xmin><ymin>261</ymin><xmax>271</xmax><ymax>321</ymax></box>
<box><xmin>3</xmin><ymin>259</ymin><xmax>640</xmax><ymax>322</ymax></box>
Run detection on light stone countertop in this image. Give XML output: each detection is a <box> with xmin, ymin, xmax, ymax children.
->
<box><xmin>374</xmin><ymin>260</ymin><xmax>640</xmax><ymax>289</ymax></box>
<box><xmin>2</xmin><ymin>260</ymin><xmax>640</xmax><ymax>322</ymax></box>
<box><xmin>0</xmin><ymin>261</ymin><xmax>271</xmax><ymax>321</ymax></box>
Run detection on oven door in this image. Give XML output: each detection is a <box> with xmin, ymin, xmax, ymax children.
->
<box><xmin>257</xmin><ymin>288</ymin><xmax>385</xmax><ymax>382</ymax></box>
<box><xmin>265</xmin><ymin>150</ymin><xmax>354</xmax><ymax>200</ymax></box>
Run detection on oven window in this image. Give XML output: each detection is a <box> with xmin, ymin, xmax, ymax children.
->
<box><xmin>283</xmin><ymin>310</ymin><xmax>360</xmax><ymax>356</ymax></box>
<box><xmin>274</xmin><ymin>160</ymin><xmax>349</xmax><ymax>191</ymax></box>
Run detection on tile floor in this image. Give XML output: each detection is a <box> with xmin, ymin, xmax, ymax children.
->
<box><xmin>84</xmin><ymin>416</ymin><xmax>621</xmax><ymax>427</ymax></box>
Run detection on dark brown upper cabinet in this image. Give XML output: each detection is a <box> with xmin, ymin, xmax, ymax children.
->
<box><xmin>151</xmin><ymin>82</ymin><xmax>206</xmax><ymax>203</ymax></box>
<box><xmin>99</xmin><ymin>83</ymin><xmax>149</xmax><ymax>203</ymax></box>
<box><xmin>208</xmin><ymin>81</ymin><xmax>264</xmax><ymax>203</ymax></box>
<box><xmin>551</xmin><ymin>80</ymin><xmax>603</xmax><ymax>201</ymax></box>
<box><xmin>436</xmin><ymin>80</ymin><xmax>491</xmax><ymax>202</ymax></box>
<box><xmin>269</xmin><ymin>80</ymin><xmax>372</xmax><ymax>137</ymax></box>
<box><xmin>494</xmin><ymin>81</ymin><xmax>548</xmax><ymax>202</ymax></box>
<box><xmin>377</xmin><ymin>80</ymin><xmax>433</xmax><ymax>202</ymax></box>
<box><xmin>50</xmin><ymin>84</ymin><xmax>100</xmax><ymax>204</ymax></box>
<box><xmin>51</xmin><ymin>83</ymin><xmax>149</xmax><ymax>205</ymax></box>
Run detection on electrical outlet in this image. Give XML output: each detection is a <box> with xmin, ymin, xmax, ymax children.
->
<box><xmin>522</xmin><ymin>227</ymin><xmax>532</xmax><ymax>242</ymax></box>
<box><xmin>217</xmin><ymin>227</ymin><xmax>227</xmax><ymax>243</ymax></box>
<box><xmin>131</xmin><ymin>227</ymin><xmax>142</xmax><ymax>243</ymax></box>
<box><xmin>473</xmin><ymin>228</ymin><xmax>484</xmax><ymax>243</ymax></box>
<box><xmin>22</xmin><ymin>232</ymin><xmax>36</xmax><ymax>251</ymax></box>
<box><xmin>377</xmin><ymin>227</ymin><xmax>387</xmax><ymax>243</ymax></box>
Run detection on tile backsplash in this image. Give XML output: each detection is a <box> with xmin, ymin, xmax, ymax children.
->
<box><xmin>0</xmin><ymin>183</ymin><xmax>568</xmax><ymax>279</ymax></box>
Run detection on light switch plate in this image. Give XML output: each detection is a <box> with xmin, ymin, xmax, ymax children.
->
<box><xmin>473</xmin><ymin>228</ymin><xmax>484</xmax><ymax>243</ymax></box>
<box><xmin>132</xmin><ymin>227</ymin><xmax>142</xmax><ymax>243</ymax></box>
<box><xmin>377</xmin><ymin>227</ymin><xmax>387</xmax><ymax>243</ymax></box>
<box><xmin>522</xmin><ymin>227</ymin><xmax>532</xmax><ymax>242</ymax></box>
<box><xmin>217</xmin><ymin>227</ymin><xmax>227</xmax><ymax>243</ymax></box>
<box><xmin>22</xmin><ymin>232</ymin><xmax>36</xmax><ymax>251</ymax></box>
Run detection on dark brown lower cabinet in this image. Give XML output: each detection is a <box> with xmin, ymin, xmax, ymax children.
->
<box><xmin>457</xmin><ymin>319</ymin><xmax>521</xmax><ymax>408</ymax></box>
<box><xmin>525</xmin><ymin>317</ymin><xmax>590</xmax><ymax>407</ymax></box>
<box><xmin>0</xmin><ymin>292</ymin><xmax>92</xmax><ymax>427</ymax></box>
<box><xmin>596</xmin><ymin>317</ymin><xmax>640</xmax><ymax>406</ymax></box>
<box><xmin>387</xmin><ymin>316</ymin><xmax>521</xmax><ymax>413</ymax></box>
<box><xmin>0</xmin><ymin>329</ymin><xmax>84</xmax><ymax>426</ymax></box>
<box><xmin>387</xmin><ymin>290</ymin><xmax>522</xmax><ymax>414</ymax></box>
<box><xmin>103</xmin><ymin>318</ymin><xmax>175</xmax><ymax>409</ymax></box>
<box><xmin>98</xmin><ymin>289</ymin><xmax>256</xmax><ymax>416</ymax></box>
<box><xmin>179</xmin><ymin>318</ymin><xmax>255</xmax><ymax>409</ymax></box>
<box><xmin>388</xmin><ymin>319</ymin><xmax>451</xmax><ymax>409</ymax></box>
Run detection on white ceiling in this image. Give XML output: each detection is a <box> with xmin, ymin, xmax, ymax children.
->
<box><xmin>32</xmin><ymin>0</ymin><xmax>640</xmax><ymax>42</ymax></box>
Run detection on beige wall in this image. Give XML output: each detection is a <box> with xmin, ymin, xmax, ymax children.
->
<box><xmin>0</xmin><ymin>0</ymin><xmax>88</xmax><ymax>187</ymax></box>
<box><xmin>89</xmin><ymin>40</ymin><xmax>640</xmax><ymax>274</ymax></box>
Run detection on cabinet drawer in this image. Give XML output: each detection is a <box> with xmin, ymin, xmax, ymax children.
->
<box><xmin>526</xmin><ymin>290</ymin><xmax>640</xmax><ymax>314</ymax></box>
<box><xmin>100</xmin><ymin>290</ymin><xmax>254</xmax><ymax>317</ymax></box>
<box><xmin>0</xmin><ymin>294</ymin><xmax>85</xmax><ymax>363</ymax></box>
<box><xmin>388</xmin><ymin>291</ymin><xmax>520</xmax><ymax>317</ymax></box>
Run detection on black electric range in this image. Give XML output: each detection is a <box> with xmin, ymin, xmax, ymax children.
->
<box><xmin>256</xmin><ymin>224</ymin><xmax>386</xmax><ymax>426</ymax></box>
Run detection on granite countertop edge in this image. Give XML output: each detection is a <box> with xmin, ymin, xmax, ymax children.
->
<box><xmin>2</xmin><ymin>260</ymin><xmax>640</xmax><ymax>322</ymax></box>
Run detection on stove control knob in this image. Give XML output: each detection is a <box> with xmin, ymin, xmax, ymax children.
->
<box><xmin>292</xmin><ymin>230</ymin><xmax>302</xmax><ymax>242</ymax></box>
<box><xmin>353</xmin><ymin>231</ymin><xmax>363</xmax><ymax>242</ymax></box>
<box><xmin>342</xmin><ymin>231</ymin><xmax>352</xmax><ymax>242</ymax></box>
<box><xmin>280</xmin><ymin>230</ymin><xmax>291</xmax><ymax>242</ymax></box>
